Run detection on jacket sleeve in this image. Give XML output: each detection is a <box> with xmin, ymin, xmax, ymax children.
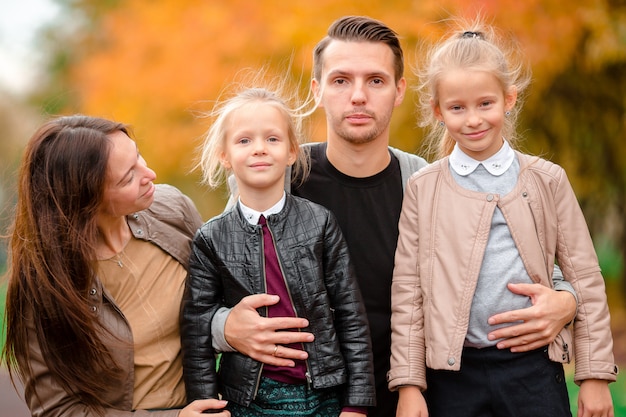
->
<box><xmin>322</xmin><ymin>212</ymin><xmax>376</xmax><ymax>407</ymax></box>
<box><xmin>180</xmin><ymin>229</ymin><xmax>221</xmax><ymax>401</ymax></box>
<box><xmin>551</xmin><ymin>168</ymin><xmax>618</xmax><ymax>383</ymax></box>
<box><xmin>387</xmin><ymin>176</ymin><xmax>427</xmax><ymax>391</ymax></box>
<box><xmin>21</xmin><ymin>319</ymin><xmax>179</xmax><ymax>417</ymax></box>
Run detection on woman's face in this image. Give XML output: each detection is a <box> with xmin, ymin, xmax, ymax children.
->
<box><xmin>98</xmin><ymin>130</ymin><xmax>157</xmax><ymax>219</ymax></box>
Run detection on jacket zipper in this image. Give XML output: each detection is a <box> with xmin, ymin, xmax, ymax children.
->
<box><xmin>523</xmin><ymin>191</ymin><xmax>550</xmax><ymax>282</ymax></box>
<box><xmin>555</xmin><ymin>332</ymin><xmax>571</xmax><ymax>363</ymax></box>
<box><xmin>265</xmin><ymin>220</ymin><xmax>313</xmax><ymax>389</ymax></box>
<box><xmin>523</xmin><ymin>191</ymin><xmax>573</xmax><ymax>364</ymax></box>
<box><xmin>253</xmin><ymin>224</ymin><xmax>266</xmax><ymax>400</ymax></box>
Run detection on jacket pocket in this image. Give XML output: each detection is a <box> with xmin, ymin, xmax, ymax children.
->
<box><xmin>547</xmin><ymin>326</ymin><xmax>572</xmax><ymax>363</ymax></box>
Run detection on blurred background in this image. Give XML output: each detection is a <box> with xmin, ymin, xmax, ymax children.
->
<box><xmin>0</xmin><ymin>0</ymin><xmax>624</xmax><ymax>415</ymax></box>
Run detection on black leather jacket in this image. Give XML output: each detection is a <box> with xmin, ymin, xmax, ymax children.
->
<box><xmin>181</xmin><ymin>193</ymin><xmax>376</xmax><ymax>408</ymax></box>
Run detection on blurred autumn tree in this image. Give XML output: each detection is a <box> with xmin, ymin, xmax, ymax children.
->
<box><xmin>30</xmin><ymin>0</ymin><xmax>626</xmax><ymax>287</ymax></box>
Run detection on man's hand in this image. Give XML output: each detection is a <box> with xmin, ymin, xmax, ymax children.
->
<box><xmin>224</xmin><ymin>294</ymin><xmax>314</xmax><ymax>367</ymax></box>
<box><xmin>488</xmin><ymin>283</ymin><xmax>577</xmax><ymax>352</ymax></box>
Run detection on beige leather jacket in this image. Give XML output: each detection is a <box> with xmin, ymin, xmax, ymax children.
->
<box><xmin>388</xmin><ymin>153</ymin><xmax>617</xmax><ymax>391</ymax></box>
<box><xmin>23</xmin><ymin>184</ymin><xmax>202</xmax><ymax>417</ymax></box>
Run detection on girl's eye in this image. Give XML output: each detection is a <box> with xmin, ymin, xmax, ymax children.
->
<box><xmin>238</xmin><ymin>138</ymin><xmax>250</xmax><ymax>144</ymax></box>
<box><xmin>268</xmin><ymin>136</ymin><xmax>279</xmax><ymax>142</ymax></box>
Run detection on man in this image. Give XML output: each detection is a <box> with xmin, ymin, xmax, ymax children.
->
<box><xmin>213</xmin><ymin>16</ymin><xmax>577</xmax><ymax>417</ymax></box>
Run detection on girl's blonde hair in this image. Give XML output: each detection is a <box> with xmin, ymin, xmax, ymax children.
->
<box><xmin>197</xmin><ymin>72</ymin><xmax>313</xmax><ymax>188</ymax></box>
<box><xmin>415</xmin><ymin>16</ymin><xmax>532</xmax><ymax>161</ymax></box>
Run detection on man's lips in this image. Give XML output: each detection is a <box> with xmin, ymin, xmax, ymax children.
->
<box><xmin>345</xmin><ymin>113</ymin><xmax>372</xmax><ymax>124</ymax></box>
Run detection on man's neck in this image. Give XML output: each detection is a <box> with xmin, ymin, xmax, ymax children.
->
<box><xmin>325</xmin><ymin>135</ymin><xmax>391</xmax><ymax>178</ymax></box>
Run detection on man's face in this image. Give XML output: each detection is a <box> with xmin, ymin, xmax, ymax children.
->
<box><xmin>312</xmin><ymin>40</ymin><xmax>406</xmax><ymax>146</ymax></box>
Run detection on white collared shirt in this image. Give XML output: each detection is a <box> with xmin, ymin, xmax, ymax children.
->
<box><xmin>239</xmin><ymin>193</ymin><xmax>286</xmax><ymax>225</ymax></box>
<box><xmin>449</xmin><ymin>140</ymin><xmax>515</xmax><ymax>177</ymax></box>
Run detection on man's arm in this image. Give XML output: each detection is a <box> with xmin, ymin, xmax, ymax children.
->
<box><xmin>212</xmin><ymin>294</ymin><xmax>314</xmax><ymax>367</ymax></box>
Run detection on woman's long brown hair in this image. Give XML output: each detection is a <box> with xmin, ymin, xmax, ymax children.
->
<box><xmin>2</xmin><ymin>115</ymin><xmax>130</xmax><ymax>410</ymax></box>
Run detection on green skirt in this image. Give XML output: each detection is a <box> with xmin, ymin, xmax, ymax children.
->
<box><xmin>227</xmin><ymin>377</ymin><xmax>341</xmax><ymax>417</ymax></box>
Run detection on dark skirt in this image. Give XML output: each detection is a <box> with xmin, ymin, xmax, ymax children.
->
<box><xmin>227</xmin><ymin>377</ymin><xmax>341</xmax><ymax>417</ymax></box>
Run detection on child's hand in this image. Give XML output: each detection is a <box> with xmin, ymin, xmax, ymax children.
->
<box><xmin>578</xmin><ymin>379</ymin><xmax>614</xmax><ymax>417</ymax></box>
<box><xmin>397</xmin><ymin>385</ymin><xmax>428</xmax><ymax>417</ymax></box>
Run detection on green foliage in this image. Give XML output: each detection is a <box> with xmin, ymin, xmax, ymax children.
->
<box><xmin>597</xmin><ymin>235</ymin><xmax>625</xmax><ymax>282</ymax></box>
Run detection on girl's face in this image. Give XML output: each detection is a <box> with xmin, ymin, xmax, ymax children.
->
<box><xmin>434</xmin><ymin>69</ymin><xmax>517</xmax><ymax>160</ymax></box>
<box><xmin>220</xmin><ymin>102</ymin><xmax>296</xmax><ymax>197</ymax></box>
<box><xmin>99</xmin><ymin>130</ymin><xmax>157</xmax><ymax>219</ymax></box>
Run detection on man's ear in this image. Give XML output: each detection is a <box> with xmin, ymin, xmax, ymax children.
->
<box><xmin>311</xmin><ymin>78</ymin><xmax>323</xmax><ymax>109</ymax></box>
<box><xmin>394</xmin><ymin>77</ymin><xmax>407</xmax><ymax>107</ymax></box>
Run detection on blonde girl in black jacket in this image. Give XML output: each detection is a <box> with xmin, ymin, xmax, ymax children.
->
<box><xmin>180</xmin><ymin>85</ymin><xmax>376</xmax><ymax>417</ymax></box>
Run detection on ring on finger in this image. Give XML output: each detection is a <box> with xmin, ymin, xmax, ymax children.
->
<box><xmin>272</xmin><ymin>345</ymin><xmax>278</xmax><ymax>357</ymax></box>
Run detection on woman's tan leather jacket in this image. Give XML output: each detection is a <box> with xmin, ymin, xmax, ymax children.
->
<box><xmin>388</xmin><ymin>153</ymin><xmax>618</xmax><ymax>391</ymax></box>
<box><xmin>22</xmin><ymin>184</ymin><xmax>202</xmax><ymax>416</ymax></box>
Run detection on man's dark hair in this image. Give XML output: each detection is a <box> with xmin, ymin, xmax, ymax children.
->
<box><xmin>313</xmin><ymin>15</ymin><xmax>404</xmax><ymax>82</ymax></box>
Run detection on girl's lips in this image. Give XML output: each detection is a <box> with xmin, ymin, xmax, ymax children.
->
<box><xmin>465</xmin><ymin>129</ymin><xmax>489</xmax><ymax>139</ymax></box>
<box><xmin>250</xmin><ymin>162</ymin><xmax>271</xmax><ymax>168</ymax></box>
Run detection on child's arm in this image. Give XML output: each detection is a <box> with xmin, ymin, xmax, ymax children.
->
<box><xmin>322</xmin><ymin>211</ymin><xmax>376</xmax><ymax>407</ymax></box>
<box><xmin>397</xmin><ymin>386</ymin><xmax>429</xmax><ymax>417</ymax></box>
<box><xmin>551</xmin><ymin>167</ymin><xmax>617</xmax><ymax>384</ymax></box>
<box><xmin>388</xmin><ymin>178</ymin><xmax>427</xmax><ymax>392</ymax></box>
<box><xmin>577</xmin><ymin>379</ymin><xmax>613</xmax><ymax>417</ymax></box>
<box><xmin>180</xmin><ymin>230</ymin><xmax>221</xmax><ymax>402</ymax></box>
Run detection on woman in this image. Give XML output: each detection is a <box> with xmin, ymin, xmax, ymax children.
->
<box><xmin>2</xmin><ymin>115</ymin><xmax>230</xmax><ymax>417</ymax></box>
